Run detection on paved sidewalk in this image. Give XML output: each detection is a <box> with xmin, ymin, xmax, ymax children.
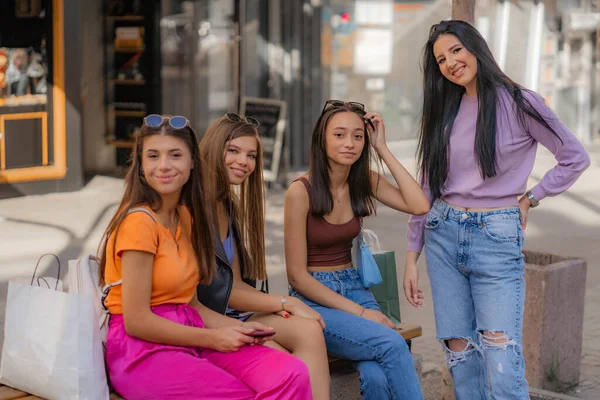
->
<box><xmin>0</xmin><ymin>145</ymin><xmax>598</xmax><ymax>399</ymax></box>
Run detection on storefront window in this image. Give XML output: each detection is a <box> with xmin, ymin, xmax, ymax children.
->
<box><xmin>0</xmin><ymin>0</ymin><xmax>66</xmax><ymax>183</ymax></box>
<box><xmin>160</xmin><ymin>0</ymin><xmax>237</xmax><ymax>134</ymax></box>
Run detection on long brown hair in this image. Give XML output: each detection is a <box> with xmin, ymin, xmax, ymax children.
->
<box><xmin>310</xmin><ymin>104</ymin><xmax>378</xmax><ymax>217</ymax></box>
<box><xmin>98</xmin><ymin>119</ymin><xmax>215</xmax><ymax>285</ymax></box>
<box><xmin>199</xmin><ymin>116</ymin><xmax>266</xmax><ymax>281</ymax></box>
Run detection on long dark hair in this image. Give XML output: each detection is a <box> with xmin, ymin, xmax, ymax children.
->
<box><xmin>419</xmin><ymin>20</ymin><xmax>561</xmax><ymax>199</ymax></box>
<box><xmin>199</xmin><ymin>116</ymin><xmax>266</xmax><ymax>281</ymax></box>
<box><xmin>98</xmin><ymin>119</ymin><xmax>215</xmax><ymax>285</ymax></box>
<box><xmin>309</xmin><ymin>104</ymin><xmax>377</xmax><ymax>217</ymax></box>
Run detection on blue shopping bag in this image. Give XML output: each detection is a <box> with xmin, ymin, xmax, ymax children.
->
<box><xmin>355</xmin><ymin>230</ymin><xmax>383</xmax><ymax>288</ymax></box>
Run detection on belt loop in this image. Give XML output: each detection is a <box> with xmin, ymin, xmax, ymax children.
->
<box><xmin>443</xmin><ymin>201</ymin><xmax>451</xmax><ymax>220</ymax></box>
<box><xmin>477</xmin><ymin>212</ymin><xmax>483</xmax><ymax>229</ymax></box>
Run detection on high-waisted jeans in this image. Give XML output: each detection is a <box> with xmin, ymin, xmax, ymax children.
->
<box><xmin>291</xmin><ymin>268</ymin><xmax>423</xmax><ymax>400</ymax></box>
<box><xmin>425</xmin><ymin>199</ymin><xmax>528</xmax><ymax>400</ymax></box>
<box><xmin>105</xmin><ymin>303</ymin><xmax>312</xmax><ymax>400</ymax></box>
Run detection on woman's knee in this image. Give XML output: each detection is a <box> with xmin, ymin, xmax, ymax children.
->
<box><xmin>381</xmin><ymin>331</ymin><xmax>410</xmax><ymax>357</ymax></box>
<box><xmin>299</xmin><ymin>318</ymin><xmax>326</xmax><ymax>344</ymax></box>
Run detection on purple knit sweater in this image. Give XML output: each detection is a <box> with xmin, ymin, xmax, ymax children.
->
<box><xmin>407</xmin><ymin>89</ymin><xmax>591</xmax><ymax>253</ymax></box>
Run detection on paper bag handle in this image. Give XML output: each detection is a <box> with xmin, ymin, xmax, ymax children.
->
<box><xmin>30</xmin><ymin>253</ymin><xmax>61</xmax><ymax>291</ymax></box>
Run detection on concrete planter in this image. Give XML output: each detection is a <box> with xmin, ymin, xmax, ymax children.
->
<box><xmin>523</xmin><ymin>250</ymin><xmax>587</xmax><ymax>392</ymax></box>
<box><xmin>440</xmin><ymin>250</ymin><xmax>587</xmax><ymax>398</ymax></box>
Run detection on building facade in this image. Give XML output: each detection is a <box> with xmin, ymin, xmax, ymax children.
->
<box><xmin>1</xmin><ymin>0</ymin><xmax>598</xmax><ymax>197</ymax></box>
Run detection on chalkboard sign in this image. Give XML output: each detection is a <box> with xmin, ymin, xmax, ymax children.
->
<box><xmin>240</xmin><ymin>97</ymin><xmax>287</xmax><ymax>183</ymax></box>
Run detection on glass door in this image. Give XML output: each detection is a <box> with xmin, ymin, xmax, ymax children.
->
<box><xmin>160</xmin><ymin>0</ymin><xmax>238</xmax><ymax>135</ymax></box>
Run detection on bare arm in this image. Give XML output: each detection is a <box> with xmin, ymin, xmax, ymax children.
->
<box><xmin>226</xmin><ymin>215</ymin><xmax>326</xmax><ymax>327</ymax></box>
<box><xmin>365</xmin><ymin>112</ymin><xmax>429</xmax><ymax>215</ymax></box>
<box><xmin>284</xmin><ymin>181</ymin><xmax>364</xmax><ymax>316</ymax></box>
<box><xmin>225</xmin><ymin>243</ymin><xmax>285</xmax><ymax>312</ymax></box>
<box><xmin>121</xmin><ymin>250</ymin><xmax>227</xmax><ymax>348</ymax></box>
<box><xmin>121</xmin><ymin>251</ymin><xmax>277</xmax><ymax>352</ymax></box>
<box><xmin>188</xmin><ymin>291</ymin><xmax>243</xmax><ymax>328</ymax></box>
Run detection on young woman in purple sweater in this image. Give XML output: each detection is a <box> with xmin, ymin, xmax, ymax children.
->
<box><xmin>404</xmin><ymin>20</ymin><xmax>590</xmax><ymax>399</ymax></box>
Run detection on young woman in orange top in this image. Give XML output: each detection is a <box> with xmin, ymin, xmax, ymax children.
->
<box><xmin>99</xmin><ymin>114</ymin><xmax>312</xmax><ymax>399</ymax></box>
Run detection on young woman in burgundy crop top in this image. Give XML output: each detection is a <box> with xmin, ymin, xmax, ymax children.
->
<box><xmin>285</xmin><ymin>100</ymin><xmax>430</xmax><ymax>400</ymax></box>
<box><xmin>197</xmin><ymin>114</ymin><xmax>330</xmax><ymax>400</ymax></box>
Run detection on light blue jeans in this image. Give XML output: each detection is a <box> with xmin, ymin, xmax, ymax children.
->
<box><xmin>425</xmin><ymin>199</ymin><xmax>528</xmax><ymax>400</ymax></box>
<box><xmin>290</xmin><ymin>268</ymin><xmax>423</xmax><ymax>400</ymax></box>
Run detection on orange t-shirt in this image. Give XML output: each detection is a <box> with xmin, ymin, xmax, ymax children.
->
<box><xmin>104</xmin><ymin>205</ymin><xmax>200</xmax><ymax>315</ymax></box>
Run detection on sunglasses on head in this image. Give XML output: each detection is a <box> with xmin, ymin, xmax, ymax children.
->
<box><xmin>225</xmin><ymin>112</ymin><xmax>260</xmax><ymax>128</ymax></box>
<box><xmin>321</xmin><ymin>100</ymin><xmax>375</xmax><ymax>131</ymax></box>
<box><xmin>144</xmin><ymin>114</ymin><xmax>189</xmax><ymax>130</ymax></box>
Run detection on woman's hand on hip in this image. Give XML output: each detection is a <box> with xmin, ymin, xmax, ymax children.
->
<box><xmin>283</xmin><ymin>297</ymin><xmax>326</xmax><ymax>329</ymax></box>
<box><xmin>364</xmin><ymin>112</ymin><xmax>387</xmax><ymax>151</ymax></box>
<box><xmin>518</xmin><ymin>195</ymin><xmax>531</xmax><ymax>230</ymax></box>
<box><xmin>361</xmin><ymin>308</ymin><xmax>396</xmax><ymax>329</ymax></box>
<box><xmin>403</xmin><ymin>261</ymin><xmax>424</xmax><ymax>308</ymax></box>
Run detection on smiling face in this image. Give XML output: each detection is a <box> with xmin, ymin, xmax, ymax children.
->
<box><xmin>324</xmin><ymin>111</ymin><xmax>366</xmax><ymax>167</ymax></box>
<box><xmin>141</xmin><ymin>134</ymin><xmax>193</xmax><ymax>197</ymax></box>
<box><xmin>433</xmin><ymin>34</ymin><xmax>478</xmax><ymax>94</ymax></box>
<box><xmin>224</xmin><ymin>135</ymin><xmax>258</xmax><ymax>185</ymax></box>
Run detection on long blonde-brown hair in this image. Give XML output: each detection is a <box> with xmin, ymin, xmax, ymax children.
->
<box><xmin>98</xmin><ymin>119</ymin><xmax>215</xmax><ymax>285</ymax></box>
<box><xmin>199</xmin><ymin>115</ymin><xmax>266</xmax><ymax>281</ymax></box>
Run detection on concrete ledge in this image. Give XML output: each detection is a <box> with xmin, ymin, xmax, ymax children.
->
<box><xmin>529</xmin><ymin>387</ymin><xmax>581</xmax><ymax>400</ymax></box>
<box><xmin>330</xmin><ymin>353</ymin><xmax>423</xmax><ymax>400</ymax></box>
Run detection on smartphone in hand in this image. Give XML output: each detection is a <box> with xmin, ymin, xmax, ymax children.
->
<box><xmin>246</xmin><ymin>329</ymin><xmax>276</xmax><ymax>337</ymax></box>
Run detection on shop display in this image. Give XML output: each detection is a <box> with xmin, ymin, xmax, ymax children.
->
<box><xmin>0</xmin><ymin>47</ymin><xmax>48</xmax><ymax>106</ymax></box>
<box><xmin>104</xmin><ymin>0</ymin><xmax>160</xmax><ymax>166</ymax></box>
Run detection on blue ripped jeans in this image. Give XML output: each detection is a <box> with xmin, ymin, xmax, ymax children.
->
<box><xmin>290</xmin><ymin>268</ymin><xmax>423</xmax><ymax>400</ymax></box>
<box><xmin>425</xmin><ymin>199</ymin><xmax>528</xmax><ymax>400</ymax></box>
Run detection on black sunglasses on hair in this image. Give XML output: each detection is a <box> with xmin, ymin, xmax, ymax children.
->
<box><xmin>225</xmin><ymin>112</ymin><xmax>260</xmax><ymax>128</ymax></box>
<box><xmin>144</xmin><ymin>114</ymin><xmax>189</xmax><ymax>130</ymax></box>
<box><xmin>321</xmin><ymin>100</ymin><xmax>375</xmax><ymax>131</ymax></box>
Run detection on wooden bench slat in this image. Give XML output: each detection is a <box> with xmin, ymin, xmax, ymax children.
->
<box><xmin>395</xmin><ymin>323</ymin><xmax>422</xmax><ymax>341</ymax></box>
<box><xmin>0</xmin><ymin>384</ymin><xmax>123</xmax><ymax>400</ymax></box>
<box><xmin>0</xmin><ymin>385</ymin><xmax>28</xmax><ymax>400</ymax></box>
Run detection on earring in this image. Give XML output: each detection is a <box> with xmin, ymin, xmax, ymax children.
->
<box><xmin>141</xmin><ymin>170</ymin><xmax>145</xmax><ymax>176</ymax></box>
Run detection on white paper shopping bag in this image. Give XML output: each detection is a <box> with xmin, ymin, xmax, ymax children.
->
<box><xmin>0</xmin><ymin>254</ymin><xmax>109</xmax><ymax>400</ymax></box>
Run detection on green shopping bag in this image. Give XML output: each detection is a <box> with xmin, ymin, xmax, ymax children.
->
<box><xmin>371</xmin><ymin>251</ymin><xmax>401</xmax><ymax>325</ymax></box>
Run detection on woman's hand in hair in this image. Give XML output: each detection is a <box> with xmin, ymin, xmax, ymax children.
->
<box><xmin>361</xmin><ymin>308</ymin><xmax>396</xmax><ymax>329</ymax></box>
<box><xmin>280</xmin><ymin>297</ymin><xmax>326</xmax><ymax>329</ymax></box>
<box><xmin>518</xmin><ymin>194</ymin><xmax>531</xmax><ymax>230</ymax></box>
<box><xmin>364</xmin><ymin>112</ymin><xmax>387</xmax><ymax>151</ymax></box>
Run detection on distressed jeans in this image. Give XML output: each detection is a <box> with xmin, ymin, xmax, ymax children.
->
<box><xmin>290</xmin><ymin>268</ymin><xmax>423</xmax><ymax>400</ymax></box>
<box><xmin>425</xmin><ymin>199</ymin><xmax>528</xmax><ymax>400</ymax></box>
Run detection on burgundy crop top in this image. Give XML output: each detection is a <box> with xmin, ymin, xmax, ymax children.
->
<box><xmin>297</xmin><ymin>177</ymin><xmax>361</xmax><ymax>267</ymax></box>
